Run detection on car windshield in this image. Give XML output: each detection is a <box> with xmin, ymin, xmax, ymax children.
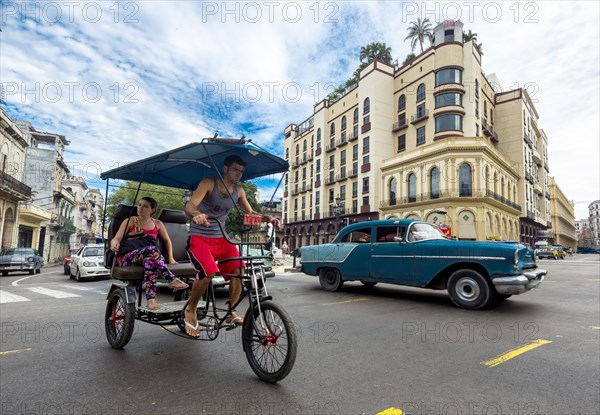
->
<box><xmin>407</xmin><ymin>223</ymin><xmax>448</xmax><ymax>242</ymax></box>
<box><xmin>83</xmin><ymin>248</ymin><xmax>102</xmax><ymax>257</ymax></box>
<box><xmin>0</xmin><ymin>248</ymin><xmax>35</xmax><ymax>255</ymax></box>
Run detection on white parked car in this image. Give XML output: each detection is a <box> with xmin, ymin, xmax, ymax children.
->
<box><xmin>69</xmin><ymin>244</ymin><xmax>109</xmax><ymax>281</ymax></box>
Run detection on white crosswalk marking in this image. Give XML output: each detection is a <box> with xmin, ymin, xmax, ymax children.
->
<box><xmin>27</xmin><ymin>287</ymin><xmax>81</xmax><ymax>299</ymax></box>
<box><xmin>0</xmin><ymin>290</ymin><xmax>31</xmax><ymax>304</ymax></box>
<box><xmin>60</xmin><ymin>285</ymin><xmax>93</xmax><ymax>291</ymax></box>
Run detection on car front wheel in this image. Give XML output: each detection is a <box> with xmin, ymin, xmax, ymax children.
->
<box><xmin>447</xmin><ymin>269</ymin><xmax>492</xmax><ymax>310</ymax></box>
<box><xmin>319</xmin><ymin>268</ymin><xmax>344</xmax><ymax>292</ymax></box>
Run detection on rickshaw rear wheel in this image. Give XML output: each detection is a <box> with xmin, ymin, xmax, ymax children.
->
<box><xmin>105</xmin><ymin>289</ymin><xmax>135</xmax><ymax>349</ymax></box>
<box><xmin>242</xmin><ymin>300</ymin><xmax>297</xmax><ymax>383</ymax></box>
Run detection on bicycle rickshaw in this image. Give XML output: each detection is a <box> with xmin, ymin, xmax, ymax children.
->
<box><xmin>100</xmin><ymin>137</ymin><xmax>297</xmax><ymax>383</ymax></box>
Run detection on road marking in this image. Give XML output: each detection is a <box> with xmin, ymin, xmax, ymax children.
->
<box><xmin>11</xmin><ymin>275</ymin><xmax>37</xmax><ymax>287</ymax></box>
<box><xmin>60</xmin><ymin>285</ymin><xmax>93</xmax><ymax>291</ymax></box>
<box><xmin>27</xmin><ymin>287</ymin><xmax>81</xmax><ymax>299</ymax></box>
<box><xmin>322</xmin><ymin>298</ymin><xmax>369</xmax><ymax>305</ymax></box>
<box><xmin>376</xmin><ymin>408</ymin><xmax>404</xmax><ymax>415</ymax></box>
<box><xmin>0</xmin><ymin>348</ymin><xmax>31</xmax><ymax>355</ymax></box>
<box><xmin>590</xmin><ymin>326</ymin><xmax>600</xmax><ymax>330</ymax></box>
<box><xmin>0</xmin><ymin>290</ymin><xmax>31</xmax><ymax>304</ymax></box>
<box><xmin>482</xmin><ymin>339</ymin><xmax>552</xmax><ymax>368</ymax></box>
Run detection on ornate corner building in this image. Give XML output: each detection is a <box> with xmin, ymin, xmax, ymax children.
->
<box><xmin>282</xmin><ymin>20</ymin><xmax>568</xmax><ymax>250</ymax></box>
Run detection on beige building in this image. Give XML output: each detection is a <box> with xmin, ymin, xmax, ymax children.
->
<box><xmin>283</xmin><ymin>20</ymin><xmax>558</xmax><ymax>249</ymax></box>
<box><xmin>549</xmin><ymin>177</ymin><xmax>577</xmax><ymax>249</ymax></box>
<box><xmin>1</xmin><ymin>108</ymin><xmax>34</xmax><ymax>249</ymax></box>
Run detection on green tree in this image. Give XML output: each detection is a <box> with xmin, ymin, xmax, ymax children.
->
<box><xmin>402</xmin><ymin>53</ymin><xmax>416</xmax><ymax>66</ymax></box>
<box><xmin>404</xmin><ymin>18</ymin><xmax>433</xmax><ymax>53</ymax></box>
<box><xmin>225</xmin><ymin>181</ymin><xmax>262</xmax><ymax>236</ymax></box>
<box><xmin>105</xmin><ymin>181</ymin><xmax>186</xmax><ymax>219</ymax></box>
<box><xmin>462</xmin><ymin>29</ymin><xmax>483</xmax><ymax>55</ymax></box>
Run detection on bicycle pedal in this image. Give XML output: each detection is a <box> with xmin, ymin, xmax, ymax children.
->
<box><xmin>225</xmin><ymin>324</ymin><xmax>238</xmax><ymax>331</ymax></box>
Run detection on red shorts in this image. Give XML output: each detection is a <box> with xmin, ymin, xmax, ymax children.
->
<box><xmin>186</xmin><ymin>235</ymin><xmax>245</xmax><ymax>279</ymax></box>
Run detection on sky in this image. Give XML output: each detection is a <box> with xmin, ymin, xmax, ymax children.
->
<box><xmin>1</xmin><ymin>1</ymin><xmax>599</xmax><ymax>219</ymax></box>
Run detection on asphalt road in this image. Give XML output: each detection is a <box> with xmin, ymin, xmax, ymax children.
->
<box><xmin>1</xmin><ymin>256</ymin><xmax>598</xmax><ymax>415</ymax></box>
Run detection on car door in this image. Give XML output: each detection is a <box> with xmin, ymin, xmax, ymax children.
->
<box><xmin>70</xmin><ymin>248</ymin><xmax>83</xmax><ymax>275</ymax></box>
<box><xmin>336</xmin><ymin>226</ymin><xmax>373</xmax><ymax>280</ymax></box>
<box><xmin>369</xmin><ymin>225</ymin><xmax>417</xmax><ymax>284</ymax></box>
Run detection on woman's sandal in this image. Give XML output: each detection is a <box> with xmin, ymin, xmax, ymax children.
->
<box><xmin>225</xmin><ymin>312</ymin><xmax>244</xmax><ymax>326</ymax></box>
<box><xmin>168</xmin><ymin>278</ymin><xmax>189</xmax><ymax>291</ymax></box>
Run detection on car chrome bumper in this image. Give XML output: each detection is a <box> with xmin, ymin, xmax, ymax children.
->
<box><xmin>493</xmin><ymin>269</ymin><xmax>546</xmax><ymax>295</ymax></box>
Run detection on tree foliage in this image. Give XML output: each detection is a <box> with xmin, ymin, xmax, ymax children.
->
<box><xmin>404</xmin><ymin>18</ymin><xmax>433</xmax><ymax>53</ymax></box>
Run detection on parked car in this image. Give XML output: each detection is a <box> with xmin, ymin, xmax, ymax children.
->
<box><xmin>69</xmin><ymin>244</ymin><xmax>109</xmax><ymax>281</ymax></box>
<box><xmin>0</xmin><ymin>248</ymin><xmax>44</xmax><ymax>275</ymax></box>
<box><xmin>299</xmin><ymin>220</ymin><xmax>546</xmax><ymax>310</ymax></box>
<box><xmin>537</xmin><ymin>246</ymin><xmax>559</xmax><ymax>260</ymax></box>
<box><xmin>63</xmin><ymin>248</ymin><xmax>79</xmax><ymax>275</ymax></box>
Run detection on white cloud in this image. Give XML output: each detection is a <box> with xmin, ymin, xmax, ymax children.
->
<box><xmin>2</xmin><ymin>1</ymin><xmax>598</xmax><ymax>219</ymax></box>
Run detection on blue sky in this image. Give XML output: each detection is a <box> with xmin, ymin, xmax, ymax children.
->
<box><xmin>1</xmin><ymin>1</ymin><xmax>599</xmax><ymax>219</ymax></box>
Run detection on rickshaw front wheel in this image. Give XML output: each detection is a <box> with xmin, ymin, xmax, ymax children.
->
<box><xmin>242</xmin><ymin>300</ymin><xmax>297</xmax><ymax>383</ymax></box>
<box><xmin>105</xmin><ymin>289</ymin><xmax>135</xmax><ymax>349</ymax></box>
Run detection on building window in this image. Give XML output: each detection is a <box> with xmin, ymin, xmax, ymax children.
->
<box><xmin>416</xmin><ymin>126</ymin><xmax>425</xmax><ymax>146</ymax></box>
<box><xmin>352</xmin><ymin>181</ymin><xmax>358</xmax><ymax>198</ymax></box>
<box><xmin>435</xmin><ymin>114</ymin><xmax>463</xmax><ymax>132</ymax></box>
<box><xmin>475</xmin><ymin>124</ymin><xmax>479</xmax><ymax>136</ymax></box>
<box><xmin>315</xmin><ymin>191</ymin><xmax>320</xmax><ymax>205</ymax></box>
<box><xmin>353</xmin><ymin>124</ymin><xmax>358</xmax><ymax>138</ymax></box>
<box><xmin>285</xmin><ymin>148</ymin><xmax>289</xmax><ymax>159</ymax></box>
<box><xmin>341</xmin><ymin>115</ymin><xmax>347</xmax><ymax>131</ymax></box>
<box><xmin>353</xmin><ymin>108</ymin><xmax>359</xmax><ymax>124</ymax></box>
<box><xmin>435</xmin><ymin>68</ymin><xmax>462</xmax><ymax>86</ymax></box>
<box><xmin>416</xmin><ymin>83</ymin><xmax>426</xmax><ymax>102</ymax></box>
<box><xmin>398</xmin><ymin>94</ymin><xmax>406</xmax><ymax>111</ymax></box>
<box><xmin>430</xmin><ymin>167</ymin><xmax>440</xmax><ymax>199</ymax></box>
<box><xmin>317</xmin><ymin>128</ymin><xmax>321</xmax><ymax>141</ymax></box>
<box><xmin>435</xmin><ymin>93</ymin><xmax>462</xmax><ymax>108</ymax></box>
<box><xmin>444</xmin><ymin>29</ymin><xmax>454</xmax><ymax>42</ymax></box>
<box><xmin>303</xmin><ymin>139</ymin><xmax>307</xmax><ymax>152</ymax></box>
<box><xmin>397</xmin><ymin>134</ymin><xmax>406</xmax><ymax>152</ymax></box>
<box><xmin>408</xmin><ymin>173</ymin><xmax>416</xmax><ymax>202</ymax></box>
<box><xmin>475</xmin><ymin>79</ymin><xmax>479</xmax><ymax>98</ymax></box>
<box><xmin>362</xmin><ymin>177</ymin><xmax>369</xmax><ymax>193</ymax></box>
<box><xmin>416</xmin><ymin>103</ymin><xmax>426</xmax><ymax>118</ymax></box>
<box><xmin>389</xmin><ymin>178</ymin><xmax>397</xmax><ymax>204</ymax></box>
<box><xmin>330</xmin><ymin>122</ymin><xmax>335</xmax><ymax>137</ymax></box>
<box><xmin>352</xmin><ymin>144</ymin><xmax>358</xmax><ymax>161</ymax></box>
<box><xmin>459</xmin><ymin>163</ymin><xmax>472</xmax><ymax>197</ymax></box>
<box><xmin>363</xmin><ymin>97</ymin><xmax>370</xmax><ymax>114</ymax></box>
<box><xmin>362</xmin><ymin>196</ymin><xmax>369</xmax><ymax>207</ymax></box>
<box><xmin>363</xmin><ymin>155</ymin><xmax>369</xmax><ymax>165</ymax></box>
<box><xmin>340</xmin><ymin>150</ymin><xmax>346</xmax><ymax>165</ymax></box>
<box><xmin>363</xmin><ymin>136</ymin><xmax>370</xmax><ymax>153</ymax></box>
<box><xmin>398</xmin><ymin>112</ymin><xmax>406</xmax><ymax>126</ymax></box>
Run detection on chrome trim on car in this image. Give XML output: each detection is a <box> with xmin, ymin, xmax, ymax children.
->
<box><xmin>371</xmin><ymin>255</ymin><xmax>506</xmax><ymax>261</ymax></box>
<box><xmin>493</xmin><ymin>269</ymin><xmax>546</xmax><ymax>295</ymax></box>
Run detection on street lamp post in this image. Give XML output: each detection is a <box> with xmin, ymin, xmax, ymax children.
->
<box><xmin>333</xmin><ymin>195</ymin><xmax>345</xmax><ymax>231</ymax></box>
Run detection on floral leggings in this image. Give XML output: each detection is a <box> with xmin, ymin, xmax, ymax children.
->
<box><xmin>116</xmin><ymin>246</ymin><xmax>175</xmax><ymax>301</ymax></box>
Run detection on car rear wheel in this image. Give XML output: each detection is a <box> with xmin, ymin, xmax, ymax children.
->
<box><xmin>447</xmin><ymin>269</ymin><xmax>492</xmax><ymax>310</ymax></box>
<box><xmin>76</xmin><ymin>269</ymin><xmax>83</xmax><ymax>282</ymax></box>
<box><xmin>319</xmin><ymin>268</ymin><xmax>344</xmax><ymax>292</ymax></box>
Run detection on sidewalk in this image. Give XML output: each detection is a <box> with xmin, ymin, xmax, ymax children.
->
<box><xmin>272</xmin><ymin>257</ymin><xmax>298</xmax><ymax>274</ymax></box>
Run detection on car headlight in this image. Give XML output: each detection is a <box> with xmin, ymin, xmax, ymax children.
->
<box><xmin>83</xmin><ymin>261</ymin><xmax>97</xmax><ymax>267</ymax></box>
<box><xmin>27</xmin><ymin>257</ymin><xmax>35</xmax><ymax>262</ymax></box>
<box><xmin>513</xmin><ymin>249</ymin><xmax>519</xmax><ymax>266</ymax></box>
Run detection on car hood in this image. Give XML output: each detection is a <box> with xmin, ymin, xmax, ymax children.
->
<box><xmin>0</xmin><ymin>254</ymin><xmax>35</xmax><ymax>262</ymax></box>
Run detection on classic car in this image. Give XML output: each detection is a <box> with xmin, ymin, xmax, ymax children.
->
<box><xmin>69</xmin><ymin>244</ymin><xmax>110</xmax><ymax>281</ymax></box>
<box><xmin>299</xmin><ymin>220</ymin><xmax>546</xmax><ymax>310</ymax></box>
<box><xmin>537</xmin><ymin>246</ymin><xmax>559</xmax><ymax>260</ymax></box>
<box><xmin>0</xmin><ymin>248</ymin><xmax>44</xmax><ymax>275</ymax></box>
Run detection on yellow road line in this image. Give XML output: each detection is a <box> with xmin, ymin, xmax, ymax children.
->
<box><xmin>0</xmin><ymin>348</ymin><xmax>31</xmax><ymax>355</ymax></box>
<box><xmin>482</xmin><ymin>339</ymin><xmax>552</xmax><ymax>367</ymax></box>
<box><xmin>322</xmin><ymin>298</ymin><xmax>369</xmax><ymax>306</ymax></box>
<box><xmin>376</xmin><ymin>408</ymin><xmax>404</xmax><ymax>415</ymax></box>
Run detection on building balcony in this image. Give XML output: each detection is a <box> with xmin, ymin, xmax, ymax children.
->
<box><xmin>532</xmin><ymin>149</ymin><xmax>542</xmax><ymax>166</ymax></box>
<box><xmin>410</xmin><ymin>109</ymin><xmax>429</xmax><ymax>124</ymax></box>
<box><xmin>324</xmin><ymin>175</ymin><xmax>336</xmax><ymax>185</ymax></box>
<box><xmin>315</xmin><ymin>147</ymin><xmax>322</xmax><ymax>156</ymax></box>
<box><xmin>336</xmin><ymin>136</ymin><xmax>348</xmax><ymax>147</ymax></box>
<box><xmin>544</xmin><ymin>162</ymin><xmax>549</xmax><ymax>172</ymax></box>
<box><xmin>485</xmin><ymin>190</ymin><xmax>522</xmax><ymax>211</ymax></box>
<box><xmin>348</xmin><ymin>169</ymin><xmax>358</xmax><ymax>178</ymax></box>
<box><xmin>481</xmin><ymin>118</ymin><xmax>499</xmax><ymax>143</ymax></box>
<box><xmin>0</xmin><ymin>171</ymin><xmax>32</xmax><ymax>201</ymax></box>
<box><xmin>348</xmin><ymin>132</ymin><xmax>358</xmax><ymax>142</ymax></box>
<box><xmin>525</xmin><ymin>171</ymin><xmax>535</xmax><ymax>184</ymax></box>
<box><xmin>325</xmin><ymin>143</ymin><xmax>336</xmax><ymax>152</ymax></box>
<box><xmin>534</xmin><ymin>182</ymin><xmax>543</xmax><ymax>195</ymax></box>
<box><xmin>18</xmin><ymin>202</ymin><xmax>52</xmax><ymax>222</ymax></box>
<box><xmin>392</xmin><ymin>119</ymin><xmax>408</xmax><ymax>132</ymax></box>
<box><xmin>361</xmin><ymin>123</ymin><xmax>371</xmax><ymax>133</ymax></box>
<box><xmin>524</xmin><ymin>134</ymin><xmax>533</xmax><ymax>149</ymax></box>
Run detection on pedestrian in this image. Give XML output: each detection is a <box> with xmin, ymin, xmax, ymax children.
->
<box><xmin>281</xmin><ymin>240</ymin><xmax>289</xmax><ymax>260</ymax></box>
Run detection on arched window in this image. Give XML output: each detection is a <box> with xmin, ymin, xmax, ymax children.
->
<box><xmin>353</xmin><ymin>108</ymin><xmax>359</xmax><ymax>124</ymax></box>
<box><xmin>485</xmin><ymin>166</ymin><xmax>489</xmax><ymax>191</ymax></box>
<box><xmin>408</xmin><ymin>173</ymin><xmax>416</xmax><ymax>202</ymax></box>
<box><xmin>398</xmin><ymin>94</ymin><xmax>406</xmax><ymax>111</ymax></box>
<box><xmin>363</xmin><ymin>97</ymin><xmax>370</xmax><ymax>114</ymax></box>
<box><xmin>389</xmin><ymin>178</ymin><xmax>397</xmax><ymax>204</ymax></box>
<box><xmin>416</xmin><ymin>83</ymin><xmax>426</xmax><ymax>101</ymax></box>
<box><xmin>459</xmin><ymin>163</ymin><xmax>472</xmax><ymax>197</ymax></box>
<box><xmin>303</xmin><ymin>139</ymin><xmax>307</xmax><ymax>152</ymax></box>
<box><xmin>430</xmin><ymin>167</ymin><xmax>440</xmax><ymax>199</ymax></box>
<box><xmin>329</xmin><ymin>122</ymin><xmax>335</xmax><ymax>137</ymax></box>
<box><xmin>341</xmin><ymin>115</ymin><xmax>347</xmax><ymax>130</ymax></box>
<box><xmin>295</xmin><ymin>144</ymin><xmax>299</xmax><ymax>157</ymax></box>
<box><xmin>493</xmin><ymin>172</ymin><xmax>498</xmax><ymax>194</ymax></box>
<box><xmin>317</xmin><ymin>128</ymin><xmax>321</xmax><ymax>141</ymax></box>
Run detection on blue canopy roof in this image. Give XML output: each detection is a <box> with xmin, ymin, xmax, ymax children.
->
<box><xmin>100</xmin><ymin>140</ymin><xmax>289</xmax><ymax>190</ymax></box>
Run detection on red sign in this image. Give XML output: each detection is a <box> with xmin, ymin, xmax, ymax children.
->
<box><xmin>439</xmin><ymin>224</ymin><xmax>452</xmax><ymax>237</ymax></box>
<box><xmin>243</xmin><ymin>214</ymin><xmax>262</xmax><ymax>227</ymax></box>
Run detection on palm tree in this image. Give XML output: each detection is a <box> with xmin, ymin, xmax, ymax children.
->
<box><xmin>359</xmin><ymin>42</ymin><xmax>392</xmax><ymax>64</ymax></box>
<box><xmin>404</xmin><ymin>18</ymin><xmax>433</xmax><ymax>53</ymax></box>
<box><xmin>463</xmin><ymin>29</ymin><xmax>483</xmax><ymax>55</ymax></box>
<box><xmin>402</xmin><ymin>53</ymin><xmax>416</xmax><ymax>66</ymax></box>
